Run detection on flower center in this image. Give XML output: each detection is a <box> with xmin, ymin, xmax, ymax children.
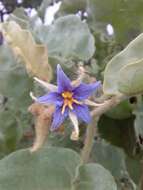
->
<box><xmin>61</xmin><ymin>91</ymin><xmax>82</xmax><ymax>114</ymax></box>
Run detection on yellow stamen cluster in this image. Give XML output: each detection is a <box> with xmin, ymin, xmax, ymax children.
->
<box><xmin>61</xmin><ymin>91</ymin><xmax>82</xmax><ymax>114</ymax></box>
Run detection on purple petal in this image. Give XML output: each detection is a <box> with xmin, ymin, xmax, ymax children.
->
<box><xmin>73</xmin><ymin>104</ymin><xmax>91</xmax><ymax>123</ymax></box>
<box><xmin>73</xmin><ymin>81</ymin><xmax>101</xmax><ymax>100</ymax></box>
<box><xmin>37</xmin><ymin>92</ymin><xmax>63</xmax><ymax>106</ymax></box>
<box><xmin>57</xmin><ymin>64</ymin><xmax>72</xmax><ymax>93</ymax></box>
<box><xmin>51</xmin><ymin>106</ymin><xmax>68</xmax><ymax>131</ymax></box>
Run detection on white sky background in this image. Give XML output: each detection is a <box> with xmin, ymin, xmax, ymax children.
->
<box><xmin>44</xmin><ymin>1</ymin><xmax>61</xmax><ymax>25</ymax></box>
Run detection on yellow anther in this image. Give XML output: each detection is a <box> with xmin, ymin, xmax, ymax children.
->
<box><xmin>61</xmin><ymin>91</ymin><xmax>82</xmax><ymax>114</ymax></box>
<box><xmin>62</xmin><ymin>91</ymin><xmax>73</xmax><ymax>99</ymax></box>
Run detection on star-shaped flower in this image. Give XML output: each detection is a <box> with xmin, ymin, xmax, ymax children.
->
<box><xmin>30</xmin><ymin>64</ymin><xmax>101</xmax><ymax>140</ymax></box>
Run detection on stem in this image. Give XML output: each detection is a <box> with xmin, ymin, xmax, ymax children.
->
<box><xmin>81</xmin><ymin>117</ymin><xmax>99</xmax><ymax>163</ymax></box>
<box><xmin>81</xmin><ymin>95</ymin><xmax>124</xmax><ymax>164</ymax></box>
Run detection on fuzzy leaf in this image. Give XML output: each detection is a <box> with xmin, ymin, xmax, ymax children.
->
<box><xmin>74</xmin><ymin>163</ymin><xmax>117</xmax><ymax>190</ymax></box>
<box><xmin>0</xmin><ymin>43</ymin><xmax>33</xmax><ymax>154</ymax></box>
<box><xmin>86</xmin><ymin>0</ymin><xmax>143</xmax><ymax>44</ymax></box>
<box><xmin>91</xmin><ymin>140</ymin><xmax>136</xmax><ymax>189</ymax></box>
<box><xmin>35</xmin><ymin>15</ymin><xmax>95</xmax><ymax>61</ymax></box>
<box><xmin>118</xmin><ymin>60</ymin><xmax>143</xmax><ymax>95</ymax></box>
<box><xmin>91</xmin><ymin>140</ymin><xmax>126</xmax><ymax>179</ymax></box>
<box><xmin>1</xmin><ymin>21</ymin><xmax>52</xmax><ymax>81</ymax></box>
<box><xmin>0</xmin><ymin>147</ymin><xmax>80</xmax><ymax>190</ymax></box>
<box><xmin>103</xmin><ymin>33</ymin><xmax>143</xmax><ymax>95</ymax></box>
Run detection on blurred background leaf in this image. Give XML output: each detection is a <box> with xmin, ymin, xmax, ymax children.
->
<box><xmin>118</xmin><ymin>60</ymin><xmax>143</xmax><ymax>95</ymax></box>
<box><xmin>34</xmin><ymin>14</ymin><xmax>95</xmax><ymax>62</ymax></box>
<box><xmin>91</xmin><ymin>139</ymin><xmax>137</xmax><ymax>189</ymax></box>
<box><xmin>1</xmin><ymin>21</ymin><xmax>52</xmax><ymax>81</ymax></box>
<box><xmin>74</xmin><ymin>163</ymin><xmax>117</xmax><ymax>190</ymax></box>
<box><xmin>0</xmin><ymin>43</ymin><xmax>33</xmax><ymax>155</ymax></box>
<box><xmin>103</xmin><ymin>33</ymin><xmax>143</xmax><ymax>95</ymax></box>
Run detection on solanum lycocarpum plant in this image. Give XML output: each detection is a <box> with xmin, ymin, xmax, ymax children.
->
<box><xmin>29</xmin><ymin>64</ymin><xmax>124</xmax><ymax>163</ymax></box>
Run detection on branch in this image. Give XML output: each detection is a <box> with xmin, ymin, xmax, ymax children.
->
<box><xmin>81</xmin><ymin>117</ymin><xmax>100</xmax><ymax>163</ymax></box>
<box><xmin>91</xmin><ymin>95</ymin><xmax>124</xmax><ymax>117</ymax></box>
<box><xmin>81</xmin><ymin>94</ymin><xmax>125</xmax><ymax>163</ymax></box>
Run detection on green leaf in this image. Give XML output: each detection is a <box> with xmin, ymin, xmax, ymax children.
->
<box><xmin>105</xmin><ymin>100</ymin><xmax>132</xmax><ymax>119</ymax></box>
<box><xmin>56</xmin><ymin>0</ymin><xmax>143</xmax><ymax>44</ymax></box>
<box><xmin>0</xmin><ymin>147</ymin><xmax>80</xmax><ymax>190</ymax></box>
<box><xmin>103</xmin><ymin>33</ymin><xmax>143</xmax><ymax>95</ymax></box>
<box><xmin>35</xmin><ymin>15</ymin><xmax>95</xmax><ymax>61</ymax></box>
<box><xmin>0</xmin><ymin>145</ymin><xmax>118</xmax><ymax>190</ymax></box>
<box><xmin>87</xmin><ymin>0</ymin><xmax>143</xmax><ymax>44</ymax></box>
<box><xmin>91</xmin><ymin>140</ymin><xmax>136</xmax><ymax>189</ymax></box>
<box><xmin>0</xmin><ymin>110</ymin><xmax>23</xmax><ymax>153</ymax></box>
<box><xmin>98</xmin><ymin>115</ymin><xmax>136</xmax><ymax>157</ymax></box>
<box><xmin>126</xmin><ymin>156</ymin><xmax>142</xmax><ymax>185</ymax></box>
<box><xmin>91</xmin><ymin>140</ymin><xmax>126</xmax><ymax>179</ymax></box>
<box><xmin>0</xmin><ymin>44</ymin><xmax>33</xmax><ymax>107</ymax></box>
<box><xmin>0</xmin><ymin>43</ymin><xmax>33</xmax><ymax>154</ymax></box>
<box><xmin>8</xmin><ymin>8</ymin><xmax>30</xmax><ymax>29</ymax></box>
<box><xmin>118</xmin><ymin>60</ymin><xmax>143</xmax><ymax>95</ymax></box>
<box><xmin>74</xmin><ymin>163</ymin><xmax>117</xmax><ymax>190</ymax></box>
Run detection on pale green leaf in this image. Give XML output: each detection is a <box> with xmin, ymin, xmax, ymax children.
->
<box><xmin>9</xmin><ymin>7</ymin><xmax>29</xmax><ymax>28</ymax></box>
<box><xmin>103</xmin><ymin>33</ymin><xmax>143</xmax><ymax>95</ymax></box>
<box><xmin>0</xmin><ymin>43</ymin><xmax>33</xmax><ymax>153</ymax></box>
<box><xmin>0</xmin><ymin>147</ymin><xmax>80</xmax><ymax>190</ymax></box>
<box><xmin>91</xmin><ymin>140</ymin><xmax>136</xmax><ymax>189</ymax></box>
<box><xmin>74</xmin><ymin>163</ymin><xmax>117</xmax><ymax>190</ymax></box>
<box><xmin>86</xmin><ymin>0</ymin><xmax>143</xmax><ymax>44</ymax></box>
<box><xmin>91</xmin><ymin>140</ymin><xmax>126</xmax><ymax>179</ymax></box>
<box><xmin>118</xmin><ymin>60</ymin><xmax>143</xmax><ymax>95</ymax></box>
<box><xmin>35</xmin><ymin>15</ymin><xmax>95</xmax><ymax>61</ymax></box>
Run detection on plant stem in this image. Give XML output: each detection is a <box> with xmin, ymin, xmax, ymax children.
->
<box><xmin>81</xmin><ymin>95</ymin><xmax>124</xmax><ymax>164</ymax></box>
<box><xmin>81</xmin><ymin>117</ymin><xmax>99</xmax><ymax>163</ymax></box>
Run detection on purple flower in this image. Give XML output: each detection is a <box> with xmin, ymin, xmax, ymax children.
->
<box><xmin>31</xmin><ymin>64</ymin><xmax>101</xmax><ymax>140</ymax></box>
